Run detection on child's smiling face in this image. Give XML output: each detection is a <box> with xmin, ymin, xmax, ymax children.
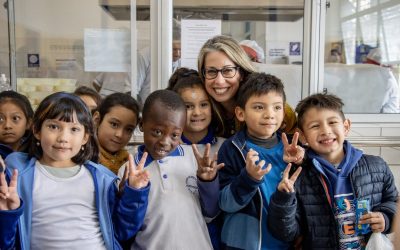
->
<box><xmin>141</xmin><ymin>101</ymin><xmax>186</xmax><ymax>160</ymax></box>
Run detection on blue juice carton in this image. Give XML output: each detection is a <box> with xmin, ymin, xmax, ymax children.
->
<box><xmin>355</xmin><ymin>199</ymin><xmax>371</xmax><ymax>235</ymax></box>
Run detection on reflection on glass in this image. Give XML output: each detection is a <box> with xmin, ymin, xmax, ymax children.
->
<box><xmin>326</xmin><ymin>0</ymin><xmax>400</xmax><ymax>114</ymax></box>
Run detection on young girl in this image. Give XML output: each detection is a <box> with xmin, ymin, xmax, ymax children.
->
<box><xmin>0</xmin><ymin>91</ymin><xmax>33</xmax><ymax>158</ymax></box>
<box><xmin>169</xmin><ymin>67</ymin><xmax>225</xmax><ymax>250</ymax></box>
<box><xmin>0</xmin><ymin>92</ymin><xmax>150</xmax><ymax>250</ymax></box>
<box><xmin>93</xmin><ymin>93</ymin><xmax>140</xmax><ymax>174</ymax></box>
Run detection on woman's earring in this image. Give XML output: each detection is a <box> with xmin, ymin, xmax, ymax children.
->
<box><xmin>81</xmin><ymin>146</ymin><xmax>84</xmax><ymax>151</ymax></box>
<box><xmin>36</xmin><ymin>141</ymin><xmax>40</xmax><ymax>146</ymax></box>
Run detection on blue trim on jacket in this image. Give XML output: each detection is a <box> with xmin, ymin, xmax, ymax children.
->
<box><xmin>0</xmin><ymin>152</ymin><xmax>150</xmax><ymax>250</ymax></box>
<box><xmin>218</xmin><ymin>130</ymin><xmax>288</xmax><ymax>250</ymax></box>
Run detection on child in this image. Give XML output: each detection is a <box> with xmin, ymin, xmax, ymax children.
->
<box><xmin>0</xmin><ymin>91</ymin><xmax>33</xmax><ymax>158</ymax></box>
<box><xmin>268</xmin><ymin>93</ymin><xmax>398</xmax><ymax>249</ymax></box>
<box><xmin>0</xmin><ymin>92</ymin><xmax>150</xmax><ymax>249</ymax></box>
<box><xmin>169</xmin><ymin>67</ymin><xmax>224</xmax><ymax>154</ymax></box>
<box><xmin>93</xmin><ymin>92</ymin><xmax>140</xmax><ymax>174</ymax></box>
<box><xmin>217</xmin><ymin>72</ymin><xmax>304</xmax><ymax>250</ymax></box>
<box><xmin>118</xmin><ymin>89</ymin><xmax>224</xmax><ymax>249</ymax></box>
<box><xmin>169</xmin><ymin>67</ymin><xmax>225</xmax><ymax>249</ymax></box>
<box><xmin>74</xmin><ymin>86</ymin><xmax>102</xmax><ymax>114</ymax></box>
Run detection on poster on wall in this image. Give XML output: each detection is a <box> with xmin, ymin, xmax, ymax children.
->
<box><xmin>84</xmin><ymin>29</ymin><xmax>130</xmax><ymax>72</ymax></box>
<box><xmin>181</xmin><ymin>19</ymin><xmax>221</xmax><ymax>70</ymax></box>
<box><xmin>266</xmin><ymin>41</ymin><xmax>302</xmax><ymax>64</ymax></box>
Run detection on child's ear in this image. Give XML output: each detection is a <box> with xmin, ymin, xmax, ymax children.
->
<box><xmin>33</xmin><ymin>127</ymin><xmax>41</xmax><ymax>142</ymax></box>
<box><xmin>296</xmin><ymin>127</ymin><xmax>308</xmax><ymax>146</ymax></box>
<box><xmin>343</xmin><ymin>118</ymin><xmax>351</xmax><ymax>136</ymax></box>
<box><xmin>138</xmin><ymin>121</ymin><xmax>144</xmax><ymax>132</ymax></box>
<box><xmin>92</xmin><ymin>111</ymin><xmax>101</xmax><ymax>127</ymax></box>
<box><xmin>235</xmin><ymin>106</ymin><xmax>245</xmax><ymax>122</ymax></box>
<box><xmin>82</xmin><ymin>133</ymin><xmax>90</xmax><ymax>146</ymax></box>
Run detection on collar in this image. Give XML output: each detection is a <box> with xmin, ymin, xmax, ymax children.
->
<box><xmin>181</xmin><ymin>128</ymin><xmax>217</xmax><ymax>145</ymax></box>
<box><xmin>135</xmin><ymin>144</ymin><xmax>184</xmax><ymax>167</ymax></box>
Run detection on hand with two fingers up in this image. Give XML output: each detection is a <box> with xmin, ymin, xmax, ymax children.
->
<box><xmin>119</xmin><ymin>152</ymin><xmax>150</xmax><ymax>192</ymax></box>
<box><xmin>282</xmin><ymin>132</ymin><xmax>305</xmax><ymax>165</ymax></box>
<box><xmin>193</xmin><ymin>143</ymin><xmax>225</xmax><ymax>181</ymax></box>
<box><xmin>0</xmin><ymin>156</ymin><xmax>20</xmax><ymax>211</ymax></box>
<box><xmin>277</xmin><ymin>163</ymin><xmax>302</xmax><ymax>193</ymax></box>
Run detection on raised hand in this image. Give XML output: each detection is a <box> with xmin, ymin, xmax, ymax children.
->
<box><xmin>0</xmin><ymin>169</ymin><xmax>20</xmax><ymax>211</ymax></box>
<box><xmin>282</xmin><ymin>132</ymin><xmax>305</xmax><ymax>165</ymax></box>
<box><xmin>193</xmin><ymin>143</ymin><xmax>224</xmax><ymax>181</ymax></box>
<box><xmin>245</xmin><ymin>149</ymin><xmax>272</xmax><ymax>181</ymax></box>
<box><xmin>120</xmin><ymin>153</ymin><xmax>150</xmax><ymax>191</ymax></box>
<box><xmin>359</xmin><ymin>212</ymin><xmax>385</xmax><ymax>233</ymax></box>
<box><xmin>277</xmin><ymin>163</ymin><xmax>302</xmax><ymax>193</ymax></box>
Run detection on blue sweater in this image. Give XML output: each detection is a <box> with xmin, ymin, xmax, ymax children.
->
<box><xmin>0</xmin><ymin>152</ymin><xmax>150</xmax><ymax>250</ymax></box>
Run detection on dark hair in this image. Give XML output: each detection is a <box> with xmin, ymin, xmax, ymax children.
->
<box><xmin>0</xmin><ymin>90</ymin><xmax>34</xmax><ymax>123</ymax></box>
<box><xmin>236</xmin><ymin>72</ymin><xmax>286</xmax><ymax>109</ymax></box>
<box><xmin>28</xmin><ymin>92</ymin><xmax>99</xmax><ymax>164</ymax></box>
<box><xmin>74</xmin><ymin>86</ymin><xmax>102</xmax><ymax>107</ymax></box>
<box><xmin>167</xmin><ymin>67</ymin><xmax>202</xmax><ymax>91</ymax></box>
<box><xmin>296</xmin><ymin>93</ymin><xmax>345</xmax><ymax>130</ymax></box>
<box><xmin>142</xmin><ymin>90</ymin><xmax>186</xmax><ymax>122</ymax></box>
<box><xmin>97</xmin><ymin>93</ymin><xmax>140</xmax><ymax>125</ymax></box>
<box><xmin>168</xmin><ymin>67</ymin><xmax>223</xmax><ymax>134</ymax></box>
<box><xmin>0</xmin><ymin>91</ymin><xmax>34</xmax><ymax>145</ymax></box>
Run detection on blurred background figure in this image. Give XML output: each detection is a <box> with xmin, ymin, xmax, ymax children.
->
<box><xmin>172</xmin><ymin>40</ymin><xmax>181</xmax><ymax>72</ymax></box>
<box><xmin>328</xmin><ymin>48</ymin><xmax>342</xmax><ymax>63</ymax></box>
<box><xmin>239</xmin><ymin>40</ymin><xmax>265</xmax><ymax>63</ymax></box>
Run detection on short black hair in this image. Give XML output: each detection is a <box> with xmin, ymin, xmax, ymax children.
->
<box><xmin>296</xmin><ymin>93</ymin><xmax>345</xmax><ymax>130</ymax></box>
<box><xmin>28</xmin><ymin>92</ymin><xmax>99</xmax><ymax>164</ymax></box>
<box><xmin>142</xmin><ymin>90</ymin><xmax>186</xmax><ymax>122</ymax></box>
<box><xmin>97</xmin><ymin>92</ymin><xmax>140</xmax><ymax>125</ymax></box>
<box><xmin>236</xmin><ymin>72</ymin><xmax>286</xmax><ymax>108</ymax></box>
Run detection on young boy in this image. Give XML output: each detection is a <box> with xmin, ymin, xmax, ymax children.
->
<box><xmin>268</xmin><ymin>93</ymin><xmax>398</xmax><ymax>249</ymax></box>
<box><xmin>217</xmin><ymin>72</ymin><xmax>304</xmax><ymax>250</ymax></box>
<box><xmin>118</xmin><ymin>89</ymin><xmax>223</xmax><ymax>249</ymax></box>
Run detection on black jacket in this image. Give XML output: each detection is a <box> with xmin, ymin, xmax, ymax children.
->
<box><xmin>267</xmin><ymin>154</ymin><xmax>398</xmax><ymax>249</ymax></box>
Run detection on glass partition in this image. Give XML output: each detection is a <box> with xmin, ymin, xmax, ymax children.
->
<box><xmin>324</xmin><ymin>0</ymin><xmax>400</xmax><ymax>114</ymax></box>
<box><xmin>0</xmin><ymin>0</ymin><xmax>10</xmax><ymax>79</ymax></box>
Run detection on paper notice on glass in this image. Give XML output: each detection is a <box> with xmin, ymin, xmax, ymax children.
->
<box><xmin>84</xmin><ymin>28</ymin><xmax>131</xmax><ymax>72</ymax></box>
<box><xmin>181</xmin><ymin>19</ymin><xmax>221</xmax><ymax>70</ymax></box>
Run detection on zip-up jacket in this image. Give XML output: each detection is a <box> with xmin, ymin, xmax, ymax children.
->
<box><xmin>267</xmin><ymin>152</ymin><xmax>398</xmax><ymax>249</ymax></box>
<box><xmin>0</xmin><ymin>152</ymin><xmax>150</xmax><ymax>250</ymax></box>
<box><xmin>218</xmin><ymin>130</ymin><xmax>294</xmax><ymax>250</ymax></box>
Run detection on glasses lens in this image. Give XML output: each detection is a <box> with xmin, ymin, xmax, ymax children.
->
<box><xmin>221</xmin><ymin>67</ymin><xmax>237</xmax><ymax>78</ymax></box>
<box><xmin>205</xmin><ymin>69</ymin><xmax>218</xmax><ymax>79</ymax></box>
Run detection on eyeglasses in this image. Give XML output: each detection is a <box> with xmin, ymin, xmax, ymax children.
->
<box><xmin>203</xmin><ymin>66</ymin><xmax>240</xmax><ymax>80</ymax></box>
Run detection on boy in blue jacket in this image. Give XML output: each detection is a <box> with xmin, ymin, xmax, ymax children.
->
<box><xmin>218</xmin><ymin>72</ymin><xmax>304</xmax><ymax>250</ymax></box>
<box><xmin>268</xmin><ymin>93</ymin><xmax>398</xmax><ymax>249</ymax></box>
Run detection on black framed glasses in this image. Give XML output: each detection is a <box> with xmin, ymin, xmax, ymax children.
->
<box><xmin>203</xmin><ymin>66</ymin><xmax>240</xmax><ymax>80</ymax></box>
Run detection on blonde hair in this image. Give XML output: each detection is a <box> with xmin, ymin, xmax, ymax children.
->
<box><xmin>197</xmin><ymin>35</ymin><xmax>256</xmax><ymax>137</ymax></box>
<box><xmin>198</xmin><ymin>35</ymin><xmax>256</xmax><ymax>82</ymax></box>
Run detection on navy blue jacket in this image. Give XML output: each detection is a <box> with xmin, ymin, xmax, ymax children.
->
<box><xmin>268</xmin><ymin>149</ymin><xmax>398</xmax><ymax>249</ymax></box>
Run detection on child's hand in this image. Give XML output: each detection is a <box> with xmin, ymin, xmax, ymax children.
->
<box><xmin>245</xmin><ymin>149</ymin><xmax>272</xmax><ymax>181</ymax></box>
<box><xmin>0</xmin><ymin>169</ymin><xmax>20</xmax><ymax>211</ymax></box>
<box><xmin>277</xmin><ymin>163</ymin><xmax>302</xmax><ymax>193</ymax></box>
<box><xmin>282</xmin><ymin>132</ymin><xmax>305</xmax><ymax>165</ymax></box>
<box><xmin>193</xmin><ymin>144</ymin><xmax>224</xmax><ymax>181</ymax></box>
<box><xmin>120</xmin><ymin>153</ymin><xmax>150</xmax><ymax>190</ymax></box>
<box><xmin>359</xmin><ymin>212</ymin><xmax>386</xmax><ymax>233</ymax></box>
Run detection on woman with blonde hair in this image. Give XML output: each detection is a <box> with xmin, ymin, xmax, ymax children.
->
<box><xmin>198</xmin><ymin>35</ymin><xmax>256</xmax><ymax>137</ymax></box>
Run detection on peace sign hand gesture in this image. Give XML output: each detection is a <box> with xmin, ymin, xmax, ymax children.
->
<box><xmin>277</xmin><ymin>163</ymin><xmax>302</xmax><ymax>193</ymax></box>
<box><xmin>0</xmin><ymin>168</ymin><xmax>20</xmax><ymax>211</ymax></box>
<box><xmin>245</xmin><ymin>149</ymin><xmax>272</xmax><ymax>181</ymax></box>
<box><xmin>282</xmin><ymin>132</ymin><xmax>305</xmax><ymax>165</ymax></box>
<box><xmin>193</xmin><ymin>144</ymin><xmax>224</xmax><ymax>181</ymax></box>
<box><xmin>120</xmin><ymin>153</ymin><xmax>150</xmax><ymax>191</ymax></box>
